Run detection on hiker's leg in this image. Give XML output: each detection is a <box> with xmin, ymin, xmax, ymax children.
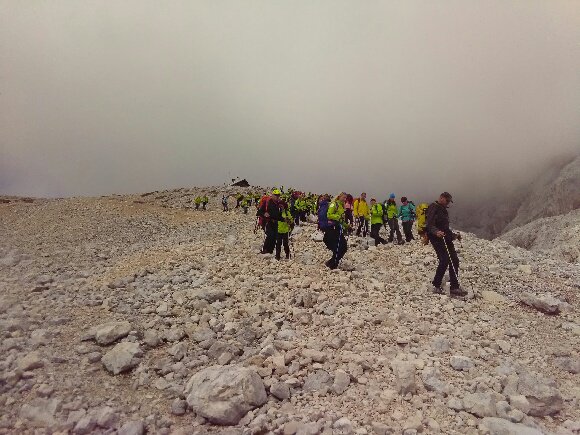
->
<box><xmin>275</xmin><ymin>234</ymin><xmax>283</xmax><ymax>259</ymax></box>
<box><xmin>283</xmin><ymin>234</ymin><xmax>290</xmax><ymax>258</ymax></box>
<box><xmin>431</xmin><ymin>238</ymin><xmax>449</xmax><ymax>288</ymax></box>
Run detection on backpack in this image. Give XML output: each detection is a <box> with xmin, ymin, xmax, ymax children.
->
<box><xmin>257</xmin><ymin>195</ymin><xmax>271</xmax><ymax>226</ymax></box>
<box><xmin>317</xmin><ymin>201</ymin><xmax>333</xmax><ymax>230</ymax></box>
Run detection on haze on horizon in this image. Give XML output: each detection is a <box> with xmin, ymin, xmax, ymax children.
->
<box><xmin>1</xmin><ymin>1</ymin><xmax>579</xmax><ymax>203</ymax></box>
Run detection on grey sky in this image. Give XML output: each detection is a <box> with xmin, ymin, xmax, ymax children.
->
<box><xmin>1</xmin><ymin>1</ymin><xmax>579</xmax><ymax>201</ymax></box>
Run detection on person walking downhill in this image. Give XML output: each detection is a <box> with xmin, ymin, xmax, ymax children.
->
<box><xmin>399</xmin><ymin>197</ymin><xmax>416</xmax><ymax>242</ymax></box>
<box><xmin>275</xmin><ymin>201</ymin><xmax>293</xmax><ymax>260</ymax></box>
<box><xmin>323</xmin><ymin>192</ymin><xmax>348</xmax><ymax>269</ymax></box>
<box><xmin>194</xmin><ymin>196</ymin><xmax>202</xmax><ymax>210</ymax></box>
<box><xmin>241</xmin><ymin>196</ymin><xmax>250</xmax><ymax>214</ymax></box>
<box><xmin>426</xmin><ymin>192</ymin><xmax>466</xmax><ymax>297</ymax></box>
<box><xmin>257</xmin><ymin>189</ymin><xmax>282</xmax><ymax>254</ymax></box>
<box><xmin>369</xmin><ymin>198</ymin><xmax>388</xmax><ymax>246</ymax></box>
<box><xmin>384</xmin><ymin>194</ymin><xmax>403</xmax><ymax>244</ymax></box>
<box><xmin>416</xmin><ymin>202</ymin><xmax>429</xmax><ymax>245</ymax></box>
<box><xmin>222</xmin><ymin>195</ymin><xmax>229</xmax><ymax>212</ymax></box>
<box><xmin>201</xmin><ymin>195</ymin><xmax>209</xmax><ymax>210</ymax></box>
<box><xmin>354</xmin><ymin>193</ymin><xmax>370</xmax><ymax>237</ymax></box>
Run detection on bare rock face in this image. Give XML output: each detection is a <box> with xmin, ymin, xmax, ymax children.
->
<box><xmin>184</xmin><ymin>365</ymin><xmax>267</xmax><ymax>425</ymax></box>
<box><xmin>101</xmin><ymin>342</ymin><xmax>143</xmax><ymax>375</ymax></box>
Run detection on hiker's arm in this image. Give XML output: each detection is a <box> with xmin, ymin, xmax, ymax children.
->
<box><xmin>426</xmin><ymin>206</ymin><xmax>442</xmax><ymax>237</ymax></box>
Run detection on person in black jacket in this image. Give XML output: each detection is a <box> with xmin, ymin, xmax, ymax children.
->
<box><xmin>257</xmin><ymin>189</ymin><xmax>282</xmax><ymax>254</ymax></box>
<box><xmin>426</xmin><ymin>192</ymin><xmax>466</xmax><ymax>296</ymax></box>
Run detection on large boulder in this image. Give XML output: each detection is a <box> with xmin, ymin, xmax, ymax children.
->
<box><xmin>184</xmin><ymin>365</ymin><xmax>267</xmax><ymax>425</ymax></box>
<box><xmin>516</xmin><ymin>372</ymin><xmax>563</xmax><ymax>416</ymax></box>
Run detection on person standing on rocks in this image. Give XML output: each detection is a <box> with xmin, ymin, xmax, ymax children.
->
<box><xmin>369</xmin><ymin>198</ymin><xmax>388</xmax><ymax>246</ymax></box>
<box><xmin>426</xmin><ymin>192</ymin><xmax>467</xmax><ymax>296</ymax></box>
<box><xmin>399</xmin><ymin>197</ymin><xmax>416</xmax><ymax>242</ymax></box>
<box><xmin>222</xmin><ymin>195</ymin><xmax>229</xmax><ymax>212</ymax></box>
<box><xmin>275</xmin><ymin>201</ymin><xmax>293</xmax><ymax>260</ymax></box>
<box><xmin>194</xmin><ymin>196</ymin><xmax>202</xmax><ymax>210</ymax></box>
<box><xmin>201</xmin><ymin>195</ymin><xmax>209</xmax><ymax>210</ymax></box>
<box><xmin>257</xmin><ymin>189</ymin><xmax>282</xmax><ymax>254</ymax></box>
<box><xmin>354</xmin><ymin>193</ymin><xmax>370</xmax><ymax>237</ymax></box>
<box><xmin>323</xmin><ymin>192</ymin><xmax>348</xmax><ymax>269</ymax></box>
<box><xmin>384</xmin><ymin>194</ymin><xmax>403</xmax><ymax>244</ymax></box>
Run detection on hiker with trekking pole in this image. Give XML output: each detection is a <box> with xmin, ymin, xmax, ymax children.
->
<box><xmin>426</xmin><ymin>192</ymin><xmax>467</xmax><ymax>297</ymax></box>
<box><xmin>257</xmin><ymin>189</ymin><xmax>282</xmax><ymax>254</ymax></box>
<box><xmin>275</xmin><ymin>200</ymin><xmax>293</xmax><ymax>260</ymax></box>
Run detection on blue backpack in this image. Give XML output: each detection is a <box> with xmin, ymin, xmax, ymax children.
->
<box><xmin>317</xmin><ymin>201</ymin><xmax>333</xmax><ymax>230</ymax></box>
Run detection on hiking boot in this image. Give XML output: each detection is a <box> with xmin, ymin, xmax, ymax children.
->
<box><xmin>450</xmin><ymin>287</ymin><xmax>468</xmax><ymax>297</ymax></box>
<box><xmin>432</xmin><ymin>286</ymin><xmax>444</xmax><ymax>294</ymax></box>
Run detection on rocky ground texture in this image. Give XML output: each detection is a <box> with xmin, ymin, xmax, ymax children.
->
<box><xmin>0</xmin><ymin>188</ymin><xmax>579</xmax><ymax>435</ymax></box>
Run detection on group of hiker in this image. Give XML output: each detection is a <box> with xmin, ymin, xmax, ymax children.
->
<box><xmin>254</xmin><ymin>188</ymin><xmax>467</xmax><ymax>297</ymax></box>
<box><xmin>193</xmin><ymin>195</ymin><xmax>209</xmax><ymax>210</ymax></box>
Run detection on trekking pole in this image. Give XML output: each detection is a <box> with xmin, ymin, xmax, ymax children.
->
<box><xmin>442</xmin><ymin>236</ymin><xmax>461</xmax><ymax>288</ymax></box>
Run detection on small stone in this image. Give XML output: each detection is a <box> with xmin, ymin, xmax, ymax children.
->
<box><xmin>101</xmin><ymin>342</ymin><xmax>143</xmax><ymax>375</ymax></box>
<box><xmin>332</xmin><ymin>369</ymin><xmax>351</xmax><ymax>395</ymax></box>
<box><xmin>333</xmin><ymin>417</ymin><xmax>353</xmax><ymax>434</ymax></box>
<box><xmin>449</xmin><ymin>355</ymin><xmax>474</xmax><ymax>371</ymax></box>
<box><xmin>171</xmin><ymin>399</ymin><xmax>187</xmax><ymax>416</ymax></box>
<box><xmin>18</xmin><ymin>352</ymin><xmax>44</xmax><ymax>371</ymax></box>
<box><xmin>270</xmin><ymin>382</ymin><xmax>291</xmax><ymax>400</ymax></box>
<box><xmin>93</xmin><ymin>321</ymin><xmax>132</xmax><ymax>345</ymax></box>
<box><xmin>391</xmin><ymin>360</ymin><xmax>417</xmax><ymax>395</ymax></box>
<box><xmin>118</xmin><ymin>420</ymin><xmax>146</xmax><ymax>435</ymax></box>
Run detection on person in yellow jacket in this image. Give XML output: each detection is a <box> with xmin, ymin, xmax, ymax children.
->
<box><xmin>369</xmin><ymin>199</ymin><xmax>388</xmax><ymax>246</ymax></box>
<box><xmin>276</xmin><ymin>202</ymin><xmax>293</xmax><ymax>260</ymax></box>
<box><xmin>354</xmin><ymin>193</ymin><xmax>370</xmax><ymax>237</ymax></box>
<box><xmin>416</xmin><ymin>202</ymin><xmax>429</xmax><ymax>245</ymax></box>
<box><xmin>194</xmin><ymin>196</ymin><xmax>202</xmax><ymax>210</ymax></box>
<box><xmin>324</xmin><ymin>192</ymin><xmax>348</xmax><ymax>269</ymax></box>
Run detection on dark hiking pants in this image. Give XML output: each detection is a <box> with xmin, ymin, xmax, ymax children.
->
<box><xmin>402</xmin><ymin>221</ymin><xmax>415</xmax><ymax>242</ymax></box>
<box><xmin>429</xmin><ymin>235</ymin><xmax>459</xmax><ymax>289</ymax></box>
<box><xmin>370</xmin><ymin>223</ymin><xmax>387</xmax><ymax>246</ymax></box>
<box><xmin>356</xmin><ymin>217</ymin><xmax>369</xmax><ymax>237</ymax></box>
<box><xmin>323</xmin><ymin>226</ymin><xmax>347</xmax><ymax>269</ymax></box>
<box><xmin>275</xmin><ymin>233</ymin><xmax>290</xmax><ymax>259</ymax></box>
<box><xmin>387</xmin><ymin>218</ymin><xmax>402</xmax><ymax>242</ymax></box>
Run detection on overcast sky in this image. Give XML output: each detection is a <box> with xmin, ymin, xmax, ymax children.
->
<box><xmin>1</xmin><ymin>1</ymin><xmax>579</xmax><ymax>201</ymax></box>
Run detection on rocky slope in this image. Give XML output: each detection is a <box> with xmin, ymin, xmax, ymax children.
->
<box><xmin>0</xmin><ymin>188</ymin><xmax>579</xmax><ymax>435</ymax></box>
<box><xmin>499</xmin><ymin>209</ymin><xmax>580</xmax><ymax>264</ymax></box>
<box><xmin>454</xmin><ymin>154</ymin><xmax>580</xmax><ymax>240</ymax></box>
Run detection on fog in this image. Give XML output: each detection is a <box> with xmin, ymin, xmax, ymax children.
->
<box><xmin>1</xmin><ymin>1</ymin><xmax>579</xmax><ymax>202</ymax></box>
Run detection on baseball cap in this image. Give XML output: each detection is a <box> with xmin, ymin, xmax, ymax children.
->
<box><xmin>441</xmin><ymin>192</ymin><xmax>453</xmax><ymax>202</ymax></box>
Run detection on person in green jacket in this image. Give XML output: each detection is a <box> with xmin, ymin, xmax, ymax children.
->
<box><xmin>241</xmin><ymin>196</ymin><xmax>250</xmax><ymax>214</ymax></box>
<box><xmin>369</xmin><ymin>199</ymin><xmax>388</xmax><ymax>246</ymax></box>
<box><xmin>276</xmin><ymin>202</ymin><xmax>293</xmax><ymax>260</ymax></box>
<box><xmin>194</xmin><ymin>196</ymin><xmax>202</xmax><ymax>210</ymax></box>
<box><xmin>324</xmin><ymin>192</ymin><xmax>348</xmax><ymax>269</ymax></box>
<box><xmin>384</xmin><ymin>194</ymin><xmax>403</xmax><ymax>244</ymax></box>
<box><xmin>201</xmin><ymin>195</ymin><xmax>209</xmax><ymax>210</ymax></box>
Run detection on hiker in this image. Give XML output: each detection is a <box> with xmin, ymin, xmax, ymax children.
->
<box><xmin>275</xmin><ymin>201</ymin><xmax>293</xmax><ymax>260</ymax></box>
<box><xmin>354</xmin><ymin>193</ymin><xmax>369</xmax><ymax>237</ymax></box>
<box><xmin>426</xmin><ymin>192</ymin><xmax>466</xmax><ymax>296</ymax></box>
<box><xmin>384</xmin><ymin>194</ymin><xmax>403</xmax><ymax>244</ymax></box>
<box><xmin>399</xmin><ymin>197</ymin><xmax>416</xmax><ymax>242</ymax></box>
<box><xmin>235</xmin><ymin>193</ymin><xmax>243</xmax><ymax>208</ymax></box>
<box><xmin>222</xmin><ymin>195</ymin><xmax>229</xmax><ymax>212</ymax></box>
<box><xmin>323</xmin><ymin>192</ymin><xmax>348</xmax><ymax>269</ymax></box>
<box><xmin>295</xmin><ymin>193</ymin><xmax>307</xmax><ymax>225</ymax></box>
<box><xmin>194</xmin><ymin>196</ymin><xmax>202</xmax><ymax>210</ymax></box>
<box><xmin>257</xmin><ymin>189</ymin><xmax>282</xmax><ymax>254</ymax></box>
<box><xmin>416</xmin><ymin>202</ymin><xmax>429</xmax><ymax>244</ymax></box>
<box><xmin>369</xmin><ymin>199</ymin><xmax>388</xmax><ymax>246</ymax></box>
<box><xmin>241</xmin><ymin>196</ymin><xmax>250</xmax><ymax>214</ymax></box>
<box><xmin>344</xmin><ymin>194</ymin><xmax>354</xmax><ymax>234</ymax></box>
<box><xmin>201</xmin><ymin>195</ymin><xmax>209</xmax><ymax>210</ymax></box>
<box><xmin>317</xmin><ymin>194</ymin><xmax>331</xmax><ymax>232</ymax></box>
